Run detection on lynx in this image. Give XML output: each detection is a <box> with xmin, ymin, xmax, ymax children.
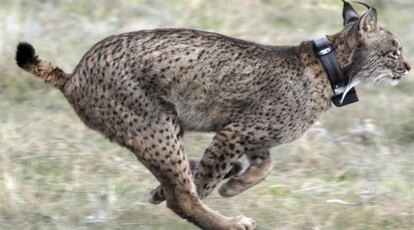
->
<box><xmin>15</xmin><ymin>1</ymin><xmax>409</xmax><ymax>229</ymax></box>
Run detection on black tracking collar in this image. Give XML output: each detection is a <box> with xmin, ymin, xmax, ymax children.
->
<box><xmin>313</xmin><ymin>37</ymin><xmax>358</xmax><ymax>107</ymax></box>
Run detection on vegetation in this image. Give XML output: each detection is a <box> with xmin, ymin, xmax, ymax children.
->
<box><xmin>0</xmin><ymin>0</ymin><xmax>413</xmax><ymax>229</ymax></box>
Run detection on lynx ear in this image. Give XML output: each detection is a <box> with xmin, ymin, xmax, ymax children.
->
<box><xmin>358</xmin><ymin>7</ymin><xmax>378</xmax><ymax>36</ymax></box>
<box><xmin>342</xmin><ymin>0</ymin><xmax>359</xmax><ymax>25</ymax></box>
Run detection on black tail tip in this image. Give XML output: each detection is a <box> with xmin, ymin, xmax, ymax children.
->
<box><xmin>16</xmin><ymin>42</ymin><xmax>39</xmax><ymax>68</ymax></box>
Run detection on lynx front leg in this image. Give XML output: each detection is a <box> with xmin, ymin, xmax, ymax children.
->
<box><xmin>194</xmin><ymin>124</ymin><xmax>266</xmax><ymax>199</ymax></box>
<box><xmin>219</xmin><ymin>150</ymin><xmax>272</xmax><ymax>197</ymax></box>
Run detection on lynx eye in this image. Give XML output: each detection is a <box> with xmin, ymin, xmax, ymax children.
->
<box><xmin>388</xmin><ymin>50</ymin><xmax>400</xmax><ymax>59</ymax></box>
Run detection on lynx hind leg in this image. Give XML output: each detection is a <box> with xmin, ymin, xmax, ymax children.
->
<box><xmin>219</xmin><ymin>150</ymin><xmax>272</xmax><ymax>197</ymax></box>
<box><xmin>148</xmin><ymin>158</ymin><xmax>244</xmax><ymax>205</ymax></box>
<box><xmin>148</xmin><ymin>158</ymin><xmax>197</xmax><ymax>205</ymax></box>
<box><xmin>125</xmin><ymin>112</ymin><xmax>254</xmax><ymax>229</ymax></box>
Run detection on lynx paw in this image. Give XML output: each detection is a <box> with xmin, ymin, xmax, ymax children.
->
<box><xmin>148</xmin><ymin>186</ymin><xmax>164</xmax><ymax>205</ymax></box>
<box><xmin>228</xmin><ymin>215</ymin><xmax>256</xmax><ymax>230</ymax></box>
<box><xmin>219</xmin><ymin>160</ymin><xmax>272</xmax><ymax>197</ymax></box>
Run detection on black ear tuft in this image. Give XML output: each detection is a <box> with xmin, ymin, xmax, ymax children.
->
<box><xmin>342</xmin><ymin>0</ymin><xmax>359</xmax><ymax>25</ymax></box>
<box><xmin>16</xmin><ymin>42</ymin><xmax>39</xmax><ymax>68</ymax></box>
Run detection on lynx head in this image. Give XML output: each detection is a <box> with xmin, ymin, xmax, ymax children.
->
<box><xmin>336</xmin><ymin>1</ymin><xmax>410</xmax><ymax>100</ymax></box>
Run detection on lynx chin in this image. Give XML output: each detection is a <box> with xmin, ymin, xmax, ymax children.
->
<box><xmin>15</xmin><ymin>1</ymin><xmax>409</xmax><ymax>229</ymax></box>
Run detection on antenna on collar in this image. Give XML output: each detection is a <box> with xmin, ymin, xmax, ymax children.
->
<box><xmin>352</xmin><ymin>1</ymin><xmax>371</xmax><ymax>10</ymax></box>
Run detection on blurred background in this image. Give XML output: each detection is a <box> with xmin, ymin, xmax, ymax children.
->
<box><xmin>0</xmin><ymin>0</ymin><xmax>413</xmax><ymax>229</ymax></box>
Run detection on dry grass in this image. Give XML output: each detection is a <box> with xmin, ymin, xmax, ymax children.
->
<box><xmin>0</xmin><ymin>0</ymin><xmax>413</xmax><ymax>229</ymax></box>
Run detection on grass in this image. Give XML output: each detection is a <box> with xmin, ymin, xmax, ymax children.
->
<box><xmin>1</xmin><ymin>0</ymin><xmax>413</xmax><ymax>229</ymax></box>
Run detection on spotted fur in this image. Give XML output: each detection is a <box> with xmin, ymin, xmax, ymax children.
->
<box><xmin>15</xmin><ymin>1</ymin><xmax>409</xmax><ymax>229</ymax></box>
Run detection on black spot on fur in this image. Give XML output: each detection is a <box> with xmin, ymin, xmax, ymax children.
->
<box><xmin>16</xmin><ymin>42</ymin><xmax>39</xmax><ymax>68</ymax></box>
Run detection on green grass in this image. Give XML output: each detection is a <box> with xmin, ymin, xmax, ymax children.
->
<box><xmin>1</xmin><ymin>0</ymin><xmax>413</xmax><ymax>229</ymax></box>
